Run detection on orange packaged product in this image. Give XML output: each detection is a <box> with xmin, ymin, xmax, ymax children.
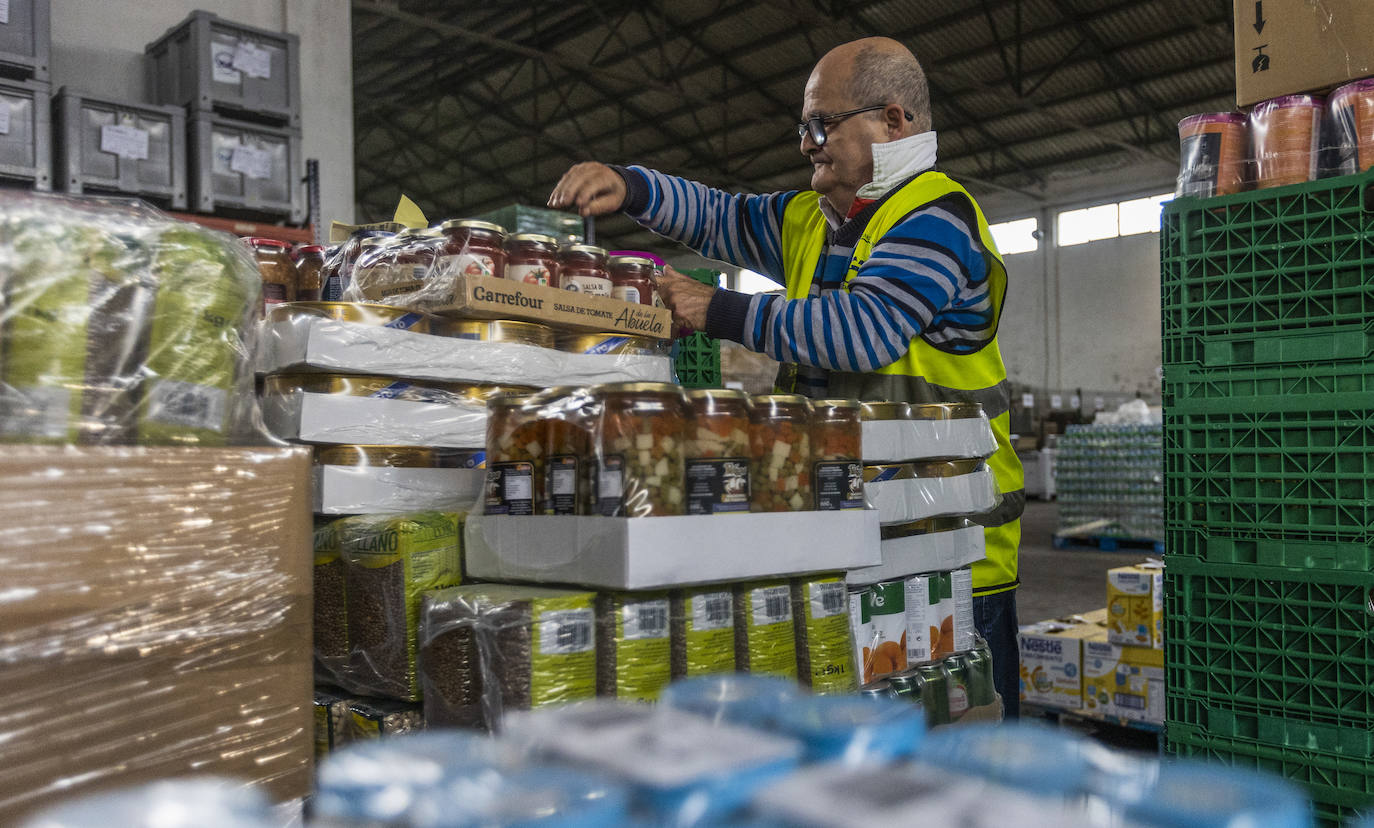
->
<box><xmin>485</xmin><ymin>393</ymin><xmax>542</xmax><ymax>516</ymax></box>
<box><xmin>588</xmin><ymin>382</ymin><xmax>688</xmax><ymax>516</ymax></box>
<box><xmin>1250</xmin><ymin>94</ymin><xmax>1324</xmax><ymax>189</ymax></box>
<box><xmin>536</xmin><ymin>387</ymin><xmax>595</xmax><ymax>516</ymax></box>
<box><xmin>1176</xmin><ymin>113</ymin><xmax>1248</xmax><ymax>197</ymax></box>
<box><xmin>1329</xmin><ymin>78</ymin><xmax>1374</xmax><ymax>174</ymax></box>
<box><xmin>684</xmin><ymin>388</ymin><xmax>752</xmax><ymax>515</ymax></box>
<box><xmin>749</xmin><ymin>394</ymin><xmax>813</xmax><ymax>513</ymax></box>
<box><xmin>810</xmin><ymin>399</ymin><xmax>863</xmax><ymax>511</ymax></box>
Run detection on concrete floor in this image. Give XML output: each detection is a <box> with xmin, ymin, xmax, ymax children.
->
<box><xmin>1014</xmin><ymin>499</ymin><xmax>1144</xmax><ymax>625</ymax></box>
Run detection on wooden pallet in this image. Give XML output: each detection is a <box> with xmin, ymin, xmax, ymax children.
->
<box><xmin>1052</xmin><ymin>534</ymin><xmax>1164</xmax><ymax>554</ymax></box>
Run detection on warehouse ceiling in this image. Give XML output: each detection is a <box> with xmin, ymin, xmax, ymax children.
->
<box><xmin>351</xmin><ymin>0</ymin><xmax>1235</xmax><ymax>254</ymax></box>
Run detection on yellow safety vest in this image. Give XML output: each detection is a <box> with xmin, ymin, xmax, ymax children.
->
<box><xmin>779</xmin><ymin>171</ymin><xmax>1024</xmax><ymax>595</ymax></box>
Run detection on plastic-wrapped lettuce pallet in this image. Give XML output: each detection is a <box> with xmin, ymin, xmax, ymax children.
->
<box><xmin>1055</xmin><ymin>423</ymin><xmax>1163</xmax><ymax>540</ymax></box>
<box><xmin>259</xmin><ymin>302</ymin><xmax>673</xmax><ymax>387</ymax></box>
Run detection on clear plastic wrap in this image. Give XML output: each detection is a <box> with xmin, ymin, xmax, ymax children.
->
<box><xmin>917</xmin><ymin>722</ymin><xmax>1094</xmax><ymax>800</ymax></box>
<box><xmin>863</xmin><ymin>459</ymin><xmax>1002</xmax><ymax>524</ymax></box>
<box><xmin>810</xmin><ymin>400</ymin><xmax>863</xmax><ymax>511</ymax></box>
<box><xmin>1251</xmin><ymin>94</ymin><xmax>1326</xmax><ymax>189</ymax></box>
<box><xmin>596</xmin><ymin>591</ymin><xmax>674</xmax><ymax>701</ymax></box>
<box><xmin>314</xmin><ymin>686</ymin><xmax>353</xmax><ymax>758</ymax></box>
<box><xmin>1329</xmin><ymin>78</ymin><xmax>1374</xmax><ymax>174</ymax></box>
<box><xmin>347</xmin><ymin>698</ymin><xmax>424</xmax><ymax>740</ymax></box>
<box><xmin>20</xmin><ymin>777</ymin><xmax>275</xmax><ymax>828</ymax></box>
<box><xmin>337</xmin><ymin>511</ymin><xmax>464</xmax><ymax>701</ymax></box>
<box><xmin>1120</xmin><ymin>761</ymin><xmax>1313</xmax><ymax>828</ymax></box>
<box><xmin>791</xmin><ymin>573</ymin><xmax>858</xmax><ymax>694</ymax></box>
<box><xmin>771</xmin><ymin>693</ymin><xmax>926</xmax><ymax>765</ymax></box>
<box><xmin>859</xmin><ymin>401</ymin><xmax>997</xmax><ymax>463</ymax></box>
<box><xmin>418</xmin><ymin>584</ymin><xmax>597</xmax><ymax>730</ymax></box>
<box><xmin>314</xmin><ymin>445</ymin><xmax>485</xmax><ymax>515</ymax></box>
<box><xmin>314</xmin><ymin>517</ymin><xmax>349</xmax><ymax>683</ymax></box>
<box><xmin>848</xmin><ymin>517</ymin><xmax>986</xmax><ymax>586</ymax></box>
<box><xmin>590</xmin><ymin>382</ymin><xmax>690</xmax><ymax>516</ymax></box>
<box><xmin>669</xmin><ymin>586</ymin><xmax>738</xmax><ymax>677</ymax></box>
<box><xmin>0</xmin><ymin>446</ymin><xmax>313</xmax><ymax>818</ymax></box>
<box><xmin>734</xmin><ymin>580</ymin><xmax>799</xmax><ymax>678</ymax></box>
<box><xmin>258</xmin><ymin>301</ymin><xmax>673</xmax><ymax>386</ymax></box>
<box><xmin>1176</xmin><ymin>113</ymin><xmax>1249</xmax><ymax>198</ymax></box>
<box><xmin>0</xmin><ymin>193</ymin><xmax>269</xmax><ymax>446</ymax></box>
<box><xmin>749</xmin><ymin>395</ymin><xmax>812</xmax><ymax>512</ymax></box>
<box><xmin>503</xmin><ymin>701</ymin><xmax>803</xmax><ymax>827</ymax></box>
<box><xmin>658</xmin><ymin>674</ymin><xmax>800</xmax><ymax>728</ymax></box>
<box><xmin>260</xmin><ymin>373</ymin><xmax>490</xmax><ymax>448</ymax></box>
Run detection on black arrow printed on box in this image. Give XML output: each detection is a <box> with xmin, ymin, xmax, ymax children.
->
<box><xmin>1253</xmin><ymin>0</ymin><xmax>1266</xmax><ymax>34</ymax></box>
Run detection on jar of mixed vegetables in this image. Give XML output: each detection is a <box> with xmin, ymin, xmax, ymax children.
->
<box><xmin>810</xmin><ymin>398</ymin><xmax>864</xmax><ymax>510</ymax></box>
<box><xmin>748</xmin><ymin>394</ymin><xmax>813</xmax><ymax>512</ymax></box>
<box><xmin>588</xmin><ymin>382</ymin><xmax>688</xmax><ymax>516</ymax></box>
<box><xmin>684</xmin><ymin>388</ymin><xmax>752</xmax><ymax>515</ymax></box>
<box><xmin>534</xmin><ymin>387</ymin><xmax>595</xmax><ymax>516</ymax></box>
<box><xmin>485</xmin><ymin>393</ymin><xmax>542</xmax><ymax>515</ymax></box>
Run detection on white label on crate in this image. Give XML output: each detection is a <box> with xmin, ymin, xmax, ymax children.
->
<box><xmin>1070</xmin><ymin>395</ymin><xmax>1081</xmax><ymax>409</ymax></box>
<box><xmin>1050</xmin><ymin>394</ymin><xmax>1063</xmax><ymax>409</ymax></box>
<box><xmin>212</xmin><ymin>42</ymin><xmax>241</xmax><ymax>84</ymax></box>
<box><xmin>622</xmin><ymin>599</ymin><xmax>669</xmax><ymax>640</ymax></box>
<box><xmin>0</xmin><ymin>0</ymin><xmax>10</xmax><ymax>25</ymax></box>
<box><xmin>751</xmin><ymin>585</ymin><xmax>792</xmax><ymax>626</ymax></box>
<box><xmin>145</xmin><ymin>380</ymin><xmax>226</xmax><ymax>432</ymax></box>
<box><xmin>0</xmin><ymin>104</ymin><xmax>10</xmax><ymax>135</ymax></box>
<box><xmin>538</xmin><ymin>609</ymin><xmax>594</xmax><ymax>655</ymax></box>
<box><xmin>1020</xmin><ymin>393</ymin><xmax>1034</xmax><ymax>408</ymax></box>
<box><xmin>100</xmin><ymin>125</ymin><xmax>150</xmax><ymax>160</ymax></box>
<box><xmin>690</xmin><ymin>591</ymin><xmax>733</xmax><ymax>631</ymax></box>
<box><xmin>1</xmin><ymin>387</ymin><xmax>69</xmax><ymax>439</ymax></box>
<box><xmin>810</xmin><ymin>581</ymin><xmax>846</xmax><ymax>619</ymax></box>
<box><xmin>233</xmin><ymin>41</ymin><xmax>273</xmax><ymax>79</ymax></box>
<box><xmin>230</xmin><ymin>145</ymin><xmax>273</xmax><ymax>180</ymax></box>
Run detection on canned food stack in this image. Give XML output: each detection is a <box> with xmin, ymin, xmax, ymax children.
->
<box><xmin>1055</xmin><ymin>423</ymin><xmax>1163</xmax><ymax>543</ymax></box>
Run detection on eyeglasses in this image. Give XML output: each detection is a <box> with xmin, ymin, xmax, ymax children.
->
<box><xmin>797</xmin><ymin>105</ymin><xmax>913</xmax><ymax>147</ymax></box>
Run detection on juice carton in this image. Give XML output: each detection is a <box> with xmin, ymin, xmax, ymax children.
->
<box><xmin>1106</xmin><ymin>563</ymin><xmax>1164</xmax><ymax>648</ymax></box>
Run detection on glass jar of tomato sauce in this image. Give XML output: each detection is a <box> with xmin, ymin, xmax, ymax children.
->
<box><xmin>810</xmin><ymin>398</ymin><xmax>863</xmax><ymax>510</ymax></box>
<box><xmin>749</xmin><ymin>394</ymin><xmax>813</xmax><ymax>512</ymax></box>
<box><xmin>439</xmin><ymin>219</ymin><xmax>506</xmax><ymax>279</ymax></box>
<box><xmin>608</xmin><ymin>255</ymin><xmax>656</xmax><ymax>305</ymax></box>
<box><xmin>588</xmin><ymin>382</ymin><xmax>688</xmax><ymax>516</ymax></box>
<box><xmin>556</xmin><ymin>244</ymin><xmax>612</xmax><ymax>296</ymax></box>
<box><xmin>505</xmin><ymin>233</ymin><xmax>559</xmax><ymax>286</ymax></box>
<box><xmin>684</xmin><ymin>388</ymin><xmax>752</xmax><ymax>515</ymax></box>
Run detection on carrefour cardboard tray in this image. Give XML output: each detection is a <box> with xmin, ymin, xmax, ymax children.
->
<box><xmin>262</xmin><ymin>390</ymin><xmax>487</xmax><ymax>449</ymax></box>
<box><xmin>465</xmin><ymin>509</ymin><xmax>881</xmax><ymax>590</ymax></box>
<box><xmin>845</xmin><ymin>519</ymin><xmax>986</xmax><ymax>586</ymax></box>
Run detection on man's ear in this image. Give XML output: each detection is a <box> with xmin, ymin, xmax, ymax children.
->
<box><xmin>884</xmin><ymin>104</ymin><xmax>907</xmax><ymax>137</ymax></box>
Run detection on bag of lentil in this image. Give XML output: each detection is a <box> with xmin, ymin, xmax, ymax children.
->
<box><xmin>314</xmin><ymin>686</ymin><xmax>354</xmax><ymax>759</ymax></box>
<box><xmin>595</xmin><ymin>592</ymin><xmax>672</xmax><ymax>701</ymax></box>
<box><xmin>419</xmin><ymin>584</ymin><xmax>597</xmax><ymax>731</ymax></box>
<box><xmin>669</xmin><ymin>586</ymin><xmax>736</xmax><ymax>679</ymax></box>
<box><xmin>340</xmin><ymin>512</ymin><xmax>462</xmax><ymax>701</ymax></box>
<box><xmin>347</xmin><ymin>698</ymin><xmax>424</xmax><ymax>741</ymax></box>
<box><xmin>792</xmin><ymin>574</ymin><xmax>858</xmax><ymax>694</ymax></box>
<box><xmin>314</xmin><ymin>516</ymin><xmax>349</xmax><ymax>684</ymax></box>
<box><xmin>734</xmin><ymin>580</ymin><xmax>798</xmax><ymax>679</ymax></box>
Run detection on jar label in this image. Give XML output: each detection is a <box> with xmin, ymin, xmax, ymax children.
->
<box><xmin>507</xmin><ymin>263</ymin><xmax>552</xmax><ymax>286</ymax></box>
<box><xmin>685</xmin><ymin>457</ymin><xmax>751</xmax><ymax>515</ymax></box>
<box><xmin>593</xmin><ymin>455</ymin><xmax>625</xmax><ymax>515</ymax></box>
<box><xmin>652</xmin><ymin>288</ymin><xmax>664</xmax><ymax>309</ymax></box>
<box><xmin>323</xmin><ymin>273</ymin><xmax>347</xmax><ymax>301</ymax></box>
<box><xmin>486</xmin><ymin>461</ymin><xmax>534</xmax><ymax>515</ymax></box>
<box><xmin>814</xmin><ymin>460</ymin><xmax>864</xmax><ymax>510</ymax></box>
<box><xmin>612</xmin><ymin>285</ymin><xmax>641</xmax><ymax>304</ymax></box>
<box><xmin>547</xmin><ymin>454</ymin><xmax>579</xmax><ymax>515</ymax></box>
<box><xmin>262</xmin><ymin>282</ymin><xmax>289</xmax><ymax>303</ymax></box>
<box><xmin>561</xmin><ymin>275</ymin><xmax>612</xmax><ymax>297</ymax></box>
<box><xmin>440</xmin><ymin>253</ymin><xmax>496</xmax><ymax>279</ymax></box>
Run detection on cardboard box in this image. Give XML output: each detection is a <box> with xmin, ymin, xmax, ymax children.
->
<box><xmin>364</xmin><ymin>274</ymin><xmax>674</xmax><ymax>339</ymax></box>
<box><xmin>315</xmin><ymin>464</ymin><xmax>485</xmax><ymax>515</ymax></box>
<box><xmin>1106</xmin><ymin>563</ymin><xmax>1165</xmax><ymax>648</ymax></box>
<box><xmin>1234</xmin><ymin>0</ymin><xmax>1374</xmax><ymax>106</ymax></box>
<box><xmin>262</xmin><ymin>390</ymin><xmax>487</xmax><ymax>449</ymax></box>
<box><xmin>259</xmin><ymin>315</ymin><xmax>672</xmax><ymax>385</ymax></box>
<box><xmin>846</xmin><ymin>521</ymin><xmax>985</xmax><ymax>586</ymax></box>
<box><xmin>861</xmin><ymin>418</ymin><xmax>996</xmax><ymax>464</ymax></box>
<box><xmin>1018</xmin><ymin>621</ymin><xmax>1101</xmax><ymax>709</ymax></box>
<box><xmin>464</xmin><ymin>510</ymin><xmax>881</xmax><ymax>590</ymax></box>
<box><xmin>0</xmin><ymin>446</ymin><xmax>313</xmax><ymax>818</ymax></box>
<box><xmin>864</xmin><ymin>466</ymin><xmax>1000</xmax><ymax>525</ymax></box>
<box><xmin>1083</xmin><ymin>632</ymin><xmax>1166</xmax><ymax>724</ymax></box>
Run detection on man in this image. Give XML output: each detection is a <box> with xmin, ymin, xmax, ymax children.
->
<box><xmin>549</xmin><ymin>37</ymin><xmax>1025</xmax><ymax>714</ymax></box>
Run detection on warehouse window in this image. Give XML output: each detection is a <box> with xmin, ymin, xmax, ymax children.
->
<box><xmin>1118</xmin><ymin>193</ymin><xmax>1172</xmax><ymax>236</ymax></box>
<box><xmin>988</xmin><ymin>217</ymin><xmax>1038</xmax><ymax>255</ymax></box>
<box><xmin>1058</xmin><ymin>192</ymin><xmax>1173</xmax><ymax>246</ymax></box>
<box><xmin>736</xmin><ymin>268</ymin><xmax>780</xmax><ymax>294</ymax></box>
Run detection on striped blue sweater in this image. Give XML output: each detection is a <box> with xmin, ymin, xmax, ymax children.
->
<box><xmin>618</xmin><ymin>165</ymin><xmax>997</xmax><ymax>374</ymax></box>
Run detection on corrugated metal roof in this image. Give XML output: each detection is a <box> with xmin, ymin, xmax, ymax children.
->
<box><xmin>352</xmin><ymin>0</ymin><xmax>1237</xmax><ymax>252</ymax></box>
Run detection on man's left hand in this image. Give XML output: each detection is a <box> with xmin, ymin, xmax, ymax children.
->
<box><xmin>655</xmin><ymin>265</ymin><xmax>716</xmax><ymax>332</ymax></box>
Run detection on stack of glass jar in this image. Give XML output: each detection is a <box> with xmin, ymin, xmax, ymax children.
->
<box><xmin>483</xmin><ymin>384</ymin><xmax>866</xmax><ymax>518</ymax></box>
<box><xmin>311</xmin><ymin>221</ymin><xmax>664</xmax><ymax>307</ymax></box>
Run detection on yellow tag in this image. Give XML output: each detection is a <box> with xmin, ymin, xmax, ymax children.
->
<box><xmin>392</xmin><ymin>195</ymin><xmax>428</xmax><ymax>229</ymax></box>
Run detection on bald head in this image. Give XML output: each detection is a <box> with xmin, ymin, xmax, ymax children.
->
<box><xmin>812</xmin><ymin>37</ymin><xmax>931</xmax><ymax>134</ymax></box>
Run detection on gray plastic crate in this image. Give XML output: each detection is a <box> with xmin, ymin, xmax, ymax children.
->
<box><xmin>53</xmin><ymin>88</ymin><xmax>187</xmax><ymax>209</ymax></box>
<box><xmin>0</xmin><ymin>0</ymin><xmax>50</xmax><ymax>81</ymax></box>
<box><xmin>146</xmin><ymin>10</ymin><xmax>300</xmax><ymax>127</ymax></box>
<box><xmin>0</xmin><ymin>77</ymin><xmax>49</xmax><ymax>189</ymax></box>
<box><xmin>189</xmin><ymin>111</ymin><xmax>301</xmax><ymax>222</ymax></box>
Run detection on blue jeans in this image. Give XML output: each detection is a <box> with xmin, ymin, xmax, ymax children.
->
<box><xmin>974</xmin><ymin>588</ymin><xmax>1020</xmax><ymax>719</ymax></box>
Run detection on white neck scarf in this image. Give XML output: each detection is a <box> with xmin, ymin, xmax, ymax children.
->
<box><xmin>819</xmin><ymin>130</ymin><xmax>939</xmax><ymax>228</ymax></box>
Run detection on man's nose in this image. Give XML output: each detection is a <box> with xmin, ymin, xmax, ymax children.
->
<box><xmin>800</xmin><ymin>129</ymin><xmax>819</xmax><ymax>155</ymax></box>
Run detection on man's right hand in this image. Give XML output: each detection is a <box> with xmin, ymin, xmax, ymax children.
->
<box><xmin>547</xmin><ymin>162</ymin><xmax>628</xmax><ymax>217</ymax></box>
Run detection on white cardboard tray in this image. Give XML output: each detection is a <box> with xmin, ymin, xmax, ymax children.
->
<box><xmin>864</xmin><ymin>467</ymin><xmax>1000</xmax><ymax>525</ymax></box>
<box><xmin>845</xmin><ymin>523</ymin><xmax>986</xmax><ymax>585</ymax></box>
<box><xmin>862</xmin><ymin>418</ymin><xmax>997</xmax><ymax>464</ymax></box>
<box><xmin>464</xmin><ymin>509</ymin><xmax>881</xmax><ymax>590</ymax></box>
<box><xmin>262</xmin><ymin>391</ymin><xmax>487</xmax><ymax>449</ymax></box>
<box><xmin>259</xmin><ymin>317</ymin><xmax>672</xmax><ymax>386</ymax></box>
<box><xmin>314</xmin><ymin>465</ymin><xmax>485</xmax><ymax>515</ymax></box>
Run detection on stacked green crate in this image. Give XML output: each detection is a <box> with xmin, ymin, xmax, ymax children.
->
<box><xmin>475</xmin><ymin>204</ymin><xmax>584</xmax><ymax>245</ymax></box>
<box><xmin>674</xmin><ymin>267</ymin><xmax>722</xmax><ymax>389</ymax></box>
<box><xmin>1161</xmin><ymin>169</ymin><xmax>1374</xmax><ymax>824</ymax></box>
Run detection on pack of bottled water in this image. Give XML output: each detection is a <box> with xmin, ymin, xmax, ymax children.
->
<box><xmin>1055</xmin><ymin>424</ymin><xmax>1163</xmax><ymax>541</ymax></box>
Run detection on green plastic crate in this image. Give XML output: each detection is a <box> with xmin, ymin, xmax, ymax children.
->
<box><xmin>1164</xmin><ymin>527</ymin><xmax>1374</xmax><ymax>570</ymax></box>
<box><xmin>673</xmin><ymin>267</ymin><xmax>722</xmax><ymax>389</ymax></box>
<box><xmin>1167</xmin><ymin>721</ymin><xmax>1372</xmax><ymax>826</ymax></box>
<box><xmin>1161</xmin><ymin>167</ymin><xmax>1374</xmax><ymax>343</ymax></box>
<box><xmin>1164</xmin><ymin>558</ymin><xmax>1374</xmax><ymax>732</ymax></box>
